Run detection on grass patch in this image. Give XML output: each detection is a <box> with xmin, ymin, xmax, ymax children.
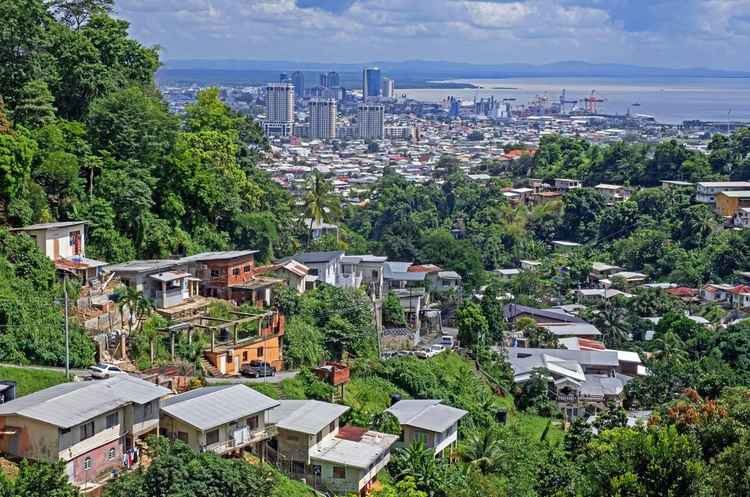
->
<box><xmin>272</xmin><ymin>471</ymin><xmax>317</xmax><ymax>497</ymax></box>
<box><xmin>0</xmin><ymin>367</ymin><xmax>68</xmax><ymax>397</ymax></box>
<box><xmin>511</xmin><ymin>412</ymin><xmax>564</xmax><ymax>446</ymax></box>
<box><xmin>344</xmin><ymin>376</ymin><xmax>407</xmax><ymax>414</ymax></box>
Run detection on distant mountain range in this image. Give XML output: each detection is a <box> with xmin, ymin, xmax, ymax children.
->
<box><xmin>162</xmin><ymin>59</ymin><xmax>750</xmax><ymax>79</ymax></box>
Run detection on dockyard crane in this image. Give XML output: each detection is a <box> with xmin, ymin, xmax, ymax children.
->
<box><xmin>559</xmin><ymin>89</ymin><xmax>578</xmax><ymax>114</ymax></box>
<box><xmin>584</xmin><ymin>90</ymin><xmax>606</xmax><ymax>114</ymax></box>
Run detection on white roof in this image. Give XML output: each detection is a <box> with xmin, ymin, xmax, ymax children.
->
<box><xmin>310</xmin><ymin>430</ymin><xmax>398</xmax><ymax>469</ymax></box>
<box><xmin>268</xmin><ymin>400</ymin><xmax>350</xmax><ymax>435</ymax></box>
<box><xmin>161</xmin><ymin>385</ymin><xmax>279</xmax><ymax>431</ymax></box>
<box><xmin>0</xmin><ymin>375</ymin><xmax>170</xmax><ymax>429</ymax></box>
<box><xmin>541</xmin><ymin>323</ymin><xmax>601</xmax><ymax>337</ymax></box>
<box><xmin>10</xmin><ymin>221</ymin><xmax>87</xmax><ymax>231</ymax></box>
<box><xmin>386</xmin><ymin>400</ymin><xmax>468</xmax><ymax>433</ymax></box>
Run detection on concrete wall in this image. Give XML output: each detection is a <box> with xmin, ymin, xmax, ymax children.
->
<box><xmin>160</xmin><ymin>411</ymin><xmax>269</xmax><ymax>454</ymax></box>
<box><xmin>0</xmin><ymin>415</ymin><xmax>60</xmax><ymax>461</ymax></box>
<box><xmin>276</xmin><ymin>418</ymin><xmax>339</xmax><ymax>465</ymax></box>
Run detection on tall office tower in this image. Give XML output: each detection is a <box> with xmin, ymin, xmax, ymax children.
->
<box><xmin>264</xmin><ymin>82</ymin><xmax>295</xmax><ymax>137</ymax></box>
<box><xmin>319</xmin><ymin>73</ymin><xmax>329</xmax><ymax>88</ymax></box>
<box><xmin>291</xmin><ymin>71</ymin><xmax>305</xmax><ymax>98</ymax></box>
<box><xmin>382</xmin><ymin>77</ymin><xmax>395</xmax><ymax>98</ymax></box>
<box><xmin>327</xmin><ymin>71</ymin><xmax>340</xmax><ymax>88</ymax></box>
<box><xmin>279</xmin><ymin>72</ymin><xmax>290</xmax><ymax>82</ymax></box>
<box><xmin>362</xmin><ymin>67</ymin><xmax>381</xmax><ymax>100</ymax></box>
<box><xmin>309</xmin><ymin>98</ymin><xmax>337</xmax><ymax>139</ymax></box>
<box><xmin>357</xmin><ymin>103</ymin><xmax>384</xmax><ymax>140</ymax></box>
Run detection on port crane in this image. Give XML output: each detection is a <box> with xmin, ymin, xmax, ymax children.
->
<box><xmin>583</xmin><ymin>90</ymin><xmax>606</xmax><ymax>114</ymax></box>
<box><xmin>559</xmin><ymin>89</ymin><xmax>578</xmax><ymax>114</ymax></box>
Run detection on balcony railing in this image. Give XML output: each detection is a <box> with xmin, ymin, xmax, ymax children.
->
<box><xmin>202</xmin><ymin>426</ymin><xmax>277</xmax><ymax>454</ymax></box>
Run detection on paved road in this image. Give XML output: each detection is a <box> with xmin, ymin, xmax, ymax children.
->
<box><xmin>0</xmin><ymin>362</ymin><xmax>89</xmax><ymax>377</ymax></box>
<box><xmin>205</xmin><ymin>370</ymin><xmax>299</xmax><ymax>384</ymax></box>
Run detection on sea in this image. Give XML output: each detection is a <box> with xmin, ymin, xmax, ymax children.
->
<box><xmin>400</xmin><ymin>77</ymin><xmax>750</xmax><ymax>125</ymax></box>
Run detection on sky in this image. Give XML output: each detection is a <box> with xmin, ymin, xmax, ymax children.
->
<box><xmin>116</xmin><ymin>0</ymin><xmax>750</xmax><ymax>69</ymax></box>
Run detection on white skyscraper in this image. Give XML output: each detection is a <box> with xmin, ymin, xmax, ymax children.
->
<box><xmin>264</xmin><ymin>82</ymin><xmax>294</xmax><ymax>137</ymax></box>
<box><xmin>309</xmin><ymin>98</ymin><xmax>337</xmax><ymax>139</ymax></box>
<box><xmin>382</xmin><ymin>78</ymin><xmax>395</xmax><ymax>98</ymax></box>
<box><xmin>357</xmin><ymin>103</ymin><xmax>384</xmax><ymax>140</ymax></box>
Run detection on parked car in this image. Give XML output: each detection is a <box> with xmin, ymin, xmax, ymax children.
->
<box><xmin>440</xmin><ymin>335</ymin><xmax>455</xmax><ymax>348</ymax></box>
<box><xmin>430</xmin><ymin>344</ymin><xmax>446</xmax><ymax>355</ymax></box>
<box><xmin>416</xmin><ymin>344</ymin><xmax>446</xmax><ymax>359</ymax></box>
<box><xmin>90</xmin><ymin>363</ymin><xmax>126</xmax><ymax>379</ymax></box>
<box><xmin>240</xmin><ymin>361</ymin><xmax>276</xmax><ymax>378</ymax></box>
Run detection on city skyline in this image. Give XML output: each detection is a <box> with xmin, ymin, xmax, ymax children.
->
<box><xmin>116</xmin><ymin>0</ymin><xmax>750</xmax><ymax>70</ymax></box>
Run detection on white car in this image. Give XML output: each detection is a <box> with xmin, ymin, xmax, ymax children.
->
<box><xmin>440</xmin><ymin>335</ymin><xmax>455</xmax><ymax>348</ymax></box>
<box><xmin>416</xmin><ymin>344</ymin><xmax>446</xmax><ymax>359</ymax></box>
<box><xmin>89</xmin><ymin>363</ymin><xmax>126</xmax><ymax>379</ymax></box>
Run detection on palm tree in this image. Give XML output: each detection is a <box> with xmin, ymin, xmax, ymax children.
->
<box><xmin>653</xmin><ymin>331</ymin><xmax>689</xmax><ymax>366</ymax></box>
<box><xmin>302</xmin><ymin>170</ymin><xmax>341</xmax><ymax>248</ymax></box>
<box><xmin>118</xmin><ymin>287</ymin><xmax>152</xmax><ymax>333</ymax></box>
<box><xmin>392</xmin><ymin>442</ymin><xmax>444</xmax><ymax>494</ymax></box>
<box><xmin>459</xmin><ymin>427</ymin><xmax>503</xmax><ymax>473</ymax></box>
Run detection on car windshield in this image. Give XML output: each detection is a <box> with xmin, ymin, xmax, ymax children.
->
<box><xmin>93</xmin><ymin>364</ymin><xmax>108</xmax><ymax>369</ymax></box>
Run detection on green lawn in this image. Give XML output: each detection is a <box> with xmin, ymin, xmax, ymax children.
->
<box><xmin>0</xmin><ymin>366</ymin><xmax>69</xmax><ymax>397</ymax></box>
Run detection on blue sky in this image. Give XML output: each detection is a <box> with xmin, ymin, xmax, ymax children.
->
<box><xmin>116</xmin><ymin>0</ymin><xmax>750</xmax><ymax>69</ymax></box>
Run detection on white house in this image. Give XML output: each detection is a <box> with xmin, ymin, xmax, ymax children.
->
<box><xmin>386</xmin><ymin>399</ymin><xmax>468</xmax><ymax>457</ymax></box>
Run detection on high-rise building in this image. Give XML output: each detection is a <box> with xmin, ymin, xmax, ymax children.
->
<box><xmin>327</xmin><ymin>71</ymin><xmax>340</xmax><ymax>88</ymax></box>
<box><xmin>291</xmin><ymin>71</ymin><xmax>305</xmax><ymax>98</ymax></box>
<box><xmin>309</xmin><ymin>98</ymin><xmax>337</xmax><ymax>139</ymax></box>
<box><xmin>357</xmin><ymin>103</ymin><xmax>384</xmax><ymax>140</ymax></box>
<box><xmin>362</xmin><ymin>67</ymin><xmax>381</xmax><ymax>100</ymax></box>
<box><xmin>382</xmin><ymin>78</ymin><xmax>395</xmax><ymax>98</ymax></box>
<box><xmin>448</xmin><ymin>97</ymin><xmax>461</xmax><ymax>118</ymax></box>
<box><xmin>279</xmin><ymin>72</ymin><xmax>290</xmax><ymax>83</ymax></box>
<box><xmin>264</xmin><ymin>82</ymin><xmax>294</xmax><ymax>137</ymax></box>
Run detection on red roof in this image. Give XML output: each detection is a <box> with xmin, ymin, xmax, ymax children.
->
<box><xmin>577</xmin><ymin>338</ymin><xmax>606</xmax><ymax>351</ymax></box>
<box><xmin>408</xmin><ymin>264</ymin><xmax>442</xmax><ymax>273</ymax></box>
<box><xmin>667</xmin><ymin>287</ymin><xmax>698</xmax><ymax>297</ymax></box>
<box><xmin>729</xmin><ymin>285</ymin><xmax>750</xmax><ymax>295</ymax></box>
<box><xmin>336</xmin><ymin>425</ymin><xmax>368</xmax><ymax>442</ymax></box>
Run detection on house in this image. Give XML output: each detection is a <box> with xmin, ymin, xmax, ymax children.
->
<box><xmin>267</xmin><ymin>400</ymin><xmax>397</xmax><ymax>496</ymax></box>
<box><xmin>695</xmin><ymin>181</ymin><xmax>750</xmax><ymax>204</ymax></box>
<box><xmin>384</xmin><ymin>262</ymin><xmax>426</xmax><ymax>290</ymax></box>
<box><xmin>520</xmin><ymin>260</ymin><xmax>542</xmax><ymax>271</ymax></box>
<box><xmin>303</xmin><ymin>219</ymin><xmax>339</xmax><ymax>241</ymax></box>
<box><xmin>106</xmin><ymin>260</ymin><xmax>203</xmax><ymax>316</ymax></box>
<box><xmin>715</xmin><ymin>191</ymin><xmax>750</xmax><ymax>217</ymax></box>
<box><xmin>493</xmin><ymin>268</ymin><xmax>521</xmax><ymax>280</ymax></box>
<box><xmin>427</xmin><ymin>271</ymin><xmax>462</xmax><ymax>293</ymax></box>
<box><xmin>340</xmin><ymin>255</ymin><xmax>388</xmax><ymax>299</ymax></box>
<box><xmin>661</xmin><ymin>180</ymin><xmax>694</xmax><ymax>190</ymax></box>
<box><xmin>589</xmin><ymin>262</ymin><xmax>624</xmax><ymax>281</ymax></box>
<box><xmin>0</xmin><ymin>375</ymin><xmax>170</xmax><ymax>487</ymax></box>
<box><xmin>539</xmin><ymin>323</ymin><xmax>602</xmax><ymax>338</ymax></box>
<box><xmin>606</xmin><ymin>271</ymin><xmax>648</xmax><ymax>287</ymax></box>
<box><xmin>700</xmin><ymin>283</ymin><xmax>736</xmax><ymax>304</ymax></box>
<box><xmin>179</xmin><ymin>251</ymin><xmax>276</xmax><ymax>304</ymax></box>
<box><xmin>10</xmin><ymin>221</ymin><xmax>107</xmax><ymax>283</ymax></box>
<box><xmin>284</xmin><ymin>251</ymin><xmax>344</xmax><ymax>286</ymax></box>
<box><xmin>386</xmin><ymin>400</ymin><xmax>467</xmax><ymax>457</ymax></box>
<box><xmin>504</xmin><ymin>304</ymin><xmax>587</xmax><ymax>326</ymax></box>
<box><xmin>160</xmin><ymin>385</ymin><xmax>279</xmax><ymax>456</ymax></box>
<box><xmin>594</xmin><ymin>184</ymin><xmax>630</xmax><ymax>203</ymax></box>
<box><xmin>257</xmin><ymin>259</ymin><xmax>310</xmax><ymax>294</ymax></box>
<box><xmin>554</xmin><ymin>178</ymin><xmax>582</xmax><ymax>191</ymax></box>
<box><xmin>552</xmin><ymin>240</ymin><xmax>582</xmax><ymax>252</ymax></box>
<box><xmin>533</xmin><ymin>191</ymin><xmax>562</xmax><ymax>205</ymax></box>
<box><xmin>574</xmin><ymin>288</ymin><xmax>634</xmax><ymax>303</ymax></box>
<box><xmin>733</xmin><ymin>207</ymin><xmax>750</xmax><ymax>228</ymax></box>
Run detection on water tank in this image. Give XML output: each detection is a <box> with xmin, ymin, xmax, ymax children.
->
<box><xmin>390</xmin><ymin>393</ymin><xmax>402</xmax><ymax>406</ymax></box>
<box><xmin>495</xmin><ymin>408</ymin><xmax>507</xmax><ymax>425</ymax></box>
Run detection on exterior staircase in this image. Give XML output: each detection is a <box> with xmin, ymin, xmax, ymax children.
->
<box><xmin>199</xmin><ymin>357</ymin><xmax>224</xmax><ymax>378</ymax></box>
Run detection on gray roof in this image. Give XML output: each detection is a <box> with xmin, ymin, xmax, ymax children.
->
<box><xmin>579</xmin><ymin>373</ymin><xmax>632</xmax><ymax>397</ymax></box>
<box><xmin>310</xmin><ymin>431</ymin><xmax>398</xmax><ymax>469</ymax></box>
<box><xmin>386</xmin><ymin>400</ymin><xmax>468</xmax><ymax>433</ymax></box>
<box><xmin>504</xmin><ymin>347</ymin><xmax>620</xmax><ymax>369</ymax></box>
<box><xmin>541</xmin><ymin>323</ymin><xmax>601</xmax><ymax>337</ymax></box>
<box><xmin>341</xmin><ymin>254</ymin><xmax>388</xmax><ymax>265</ymax></box>
<box><xmin>10</xmin><ymin>221</ymin><xmax>87</xmax><ymax>231</ymax></box>
<box><xmin>106</xmin><ymin>260</ymin><xmax>179</xmax><ymax>274</ymax></box>
<box><xmin>268</xmin><ymin>400</ymin><xmax>350</xmax><ymax>435</ymax></box>
<box><xmin>161</xmin><ymin>385</ymin><xmax>279</xmax><ymax>431</ymax></box>
<box><xmin>285</xmin><ymin>251</ymin><xmax>344</xmax><ymax>264</ymax></box>
<box><xmin>179</xmin><ymin>251</ymin><xmax>258</xmax><ymax>263</ymax></box>
<box><xmin>149</xmin><ymin>271</ymin><xmax>191</xmax><ymax>282</ymax></box>
<box><xmin>504</xmin><ymin>304</ymin><xmax>587</xmax><ymax>324</ymax></box>
<box><xmin>0</xmin><ymin>375</ymin><xmax>170</xmax><ymax>429</ymax></box>
<box><xmin>384</xmin><ymin>261</ymin><xmax>413</xmax><ymax>277</ymax></box>
<box><xmin>437</xmin><ymin>271</ymin><xmax>462</xmax><ymax>280</ymax></box>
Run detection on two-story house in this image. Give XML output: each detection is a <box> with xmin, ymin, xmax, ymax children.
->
<box><xmin>10</xmin><ymin>221</ymin><xmax>107</xmax><ymax>283</ymax></box>
<box><xmin>0</xmin><ymin>375</ymin><xmax>169</xmax><ymax>486</ymax></box>
<box><xmin>340</xmin><ymin>255</ymin><xmax>388</xmax><ymax>299</ymax></box>
<box><xmin>554</xmin><ymin>178</ymin><xmax>582</xmax><ymax>191</ymax></box>
<box><xmin>695</xmin><ymin>181</ymin><xmax>750</xmax><ymax>204</ymax></box>
<box><xmin>160</xmin><ymin>385</ymin><xmax>279</xmax><ymax>457</ymax></box>
<box><xmin>283</xmin><ymin>251</ymin><xmax>344</xmax><ymax>287</ymax></box>
<box><xmin>386</xmin><ymin>400</ymin><xmax>467</xmax><ymax>458</ymax></box>
<box><xmin>267</xmin><ymin>400</ymin><xmax>396</xmax><ymax>497</ymax></box>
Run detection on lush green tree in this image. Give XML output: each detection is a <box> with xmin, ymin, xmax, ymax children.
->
<box><xmin>283</xmin><ymin>317</ymin><xmax>326</xmax><ymax>369</ymax></box>
<box><xmin>12</xmin><ymin>459</ymin><xmax>80</xmax><ymax>497</ymax></box>
<box><xmin>13</xmin><ymin>79</ymin><xmax>57</xmax><ymax>128</ymax></box>
<box><xmin>457</xmin><ymin>302</ymin><xmax>489</xmax><ymax>350</ymax></box>
<box><xmin>302</xmin><ymin>170</ymin><xmax>341</xmax><ymax>248</ymax></box>
<box><xmin>383</xmin><ymin>291</ymin><xmax>406</xmax><ymax>327</ymax></box>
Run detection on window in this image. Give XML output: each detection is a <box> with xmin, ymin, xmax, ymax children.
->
<box><xmin>206</xmin><ymin>429</ymin><xmax>220</xmax><ymax>446</ymax></box>
<box><xmin>414</xmin><ymin>430</ymin><xmax>428</xmax><ymax>443</ymax></box>
<box><xmin>210</xmin><ymin>269</ymin><xmax>220</xmax><ymax>278</ymax></box>
<box><xmin>83</xmin><ymin>457</ymin><xmax>92</xmax><ymax>471</ymax></box>
<box><xmin>256</xmin><ymin>347</ymin><xmax>264</xmax><ymax>357</ymax></box>
<box><xmin>372</xmin><ymin>270</ymin><xmax>379</xmax><ymax>278</ymax></box>
<box><xmin>232</xmin><ymin>268</ymin><xmax>241</xmax><ymax>276</ymax></box>
<box><xmin>143</xmin><ymin>402</ymin><xmax>153</xmax><ymax>417</ymax></box>
<box><xmin>309</xmin><ymin>268</ymin><xmax>319</xmax><ymax>276</ymax></box>
<box><xmin>244</xmin><ymin>265</ymin><xmax>252</xmax><ymax>273</ymax></box>
<box><xmin>106</xmin><ymin>412</ymin><xmax>119</xmax><ymax>429</ymax></box>
<box><xmin>332</xmin><ymin>466</ymin><xmax>346</xmax><ymax>479</ymax></box>
<box><xmin>247</xmin><ymin>416</ymin><xmax>259</xmax><ymax>430</ymax></box>
<box><xmin>242</xmin><ymin>351</ymin><xmax>248</xmax><ymax>361</ymax></box>
<box><xmin>328</xmin><ymin>421</ymin><xmax>336</xmax><ymax>433</ymax></box>
<box><xmin>316</xmin><ymin>431</ymin><xmax>323</xmax><ymax>444</ymax></box>
<box><xmin>177</xmin><ymin>431</ymin><xmax>188</xmax><ymax>443</ymax></box>
<box><xmin>107</xmin><ymin>447</ymin><xmax>116</xmax><ymax>460</ymax></box>
<box><xmin>80</xmin><ymin>421</ymin><xmax>95</xmax><ymax>440</ymax></box>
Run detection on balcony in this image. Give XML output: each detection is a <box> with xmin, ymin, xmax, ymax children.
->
<box><xmin>337</xmin><ymin>272</ymin><xmax>363</xmax><ymax>289</ymax></box>
<box><xmin>203</xmin><ymin>426</ymin><xmax>277</xmax><ymax>455</ymax></box>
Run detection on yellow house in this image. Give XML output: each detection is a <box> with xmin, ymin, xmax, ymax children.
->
<box><xmin>715</xmin><ymin>190</ymin><xmax>750</xmax><ymax>217</ymax></box>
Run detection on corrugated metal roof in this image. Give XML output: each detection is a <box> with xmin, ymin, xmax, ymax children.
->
<box><xmin>161</xmin><ymin>385</ymin><xmax>279</xmax><ymax>431</ymax></box>
<box><xmin>179</xmin><ymin>251</ymin><xmax>258</xmax><ymax>263</ymax></box>
<box><xmin>268</xmin><ymin>400</ymin><xmax>349</xmax><ymax>435</ymax></box>
<box><xmin>0</xmin><ymin>375</ymin><xmax>170</xmax><ymax>428</ymax></box>
<box><xmin>386</xmin><ymin>400</ymin><xmax>468</xmax><ymax>433</ymax></box>
<box><xmin>310</xmin><ymin>430</ymin><xmax>398</xmax><ymax>469</ymax></box>
<box><xmin>10</xmin><ymin>221</ymin><xmax>87</xmax><ymax>231</ymax></box>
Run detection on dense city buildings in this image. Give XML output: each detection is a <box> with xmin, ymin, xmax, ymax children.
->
<box><xmin>357</xmin><ymin>103</ymin><xmax>385</xmax><ymax>139</ymax></box>
<box><xmin>264</xmin><ymin>82</ymin><xmax>295</xmax><ymax>137</ymax></box>
<box><xmin>382</xmin><ymin>77</ymin><xmax>395</xmax><ymax>98</ymax></box>
<box><xmin>309</xmin><ymin>98</ymin><xmax>337</xmax><ymax>139</ymax></box>
<box><xmin>291</xmin><ymin>71</ymin><xmax>305</xmax><ymax>98</ymax></box>
<box><xmin>327</xmin><ymin>71</ymin><xmax>340</xmax><ymax>88</ymax></box>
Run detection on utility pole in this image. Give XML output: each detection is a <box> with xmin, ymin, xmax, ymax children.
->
<box><xmin>64</xmin><ymin>274</ymin><xmax>70</xmax><ymax>379</ymax></box>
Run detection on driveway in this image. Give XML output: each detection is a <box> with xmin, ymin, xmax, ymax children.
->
<box><xmin>205</xmin><ymin>370</ymin><xmax>299</xmax><ymax>384</ymax></box>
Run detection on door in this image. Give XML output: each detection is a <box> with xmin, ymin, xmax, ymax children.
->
<box><xmin>53</xmin><ymin>239</ymin><xmax>60</xmax><ymax>259</ymax></box>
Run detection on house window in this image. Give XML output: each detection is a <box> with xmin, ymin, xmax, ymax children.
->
<box><xmin>177</xmin><ymin>432</ymin><xmax>189</xmax><ymax>444</ymax></box>
<box><xmin>332</xmin><ymin>466</ymin><xmax>346</xmax><ymax>479</ymax></box>
<box><xmin>257</xmin><ymin>347</ymin><xmax>264</xmax><ymax>357</ymax></box>
<box><xmin>309</xmin><ymin>268</ymin><xmax>319</xmax><ymax>276</ymax></box>
<box><xmin>247</xmin><ymin>416</ymin><xmax>259</xmax><ymax>430</ymax></box>
<box><xmin>233</xmin><ymin>268</ymin><xmax>241</xmax><ymax>276</ymax></box>
<box><xmin>242</xmin><ymin>351</ymin><xmax>248</xmax><ymax>361</ymax></box>
<box><xmin>80</xmin><ymin>421</ymin><xmax>95</xmax><ymax>440</ymax></box>
<box><xmin>328</xmin><ymin>421</ymin><xmax>336</xmax><ymax>433</ymax></box>
<box><xmin>244</xmin><ymin>265</ymin><xmax>252</xmax><ymax>273</ymax></box>
<box><xmin>210</xmin><ymin>270</ymin><xmax>220</xmax><ymax>278</ymax></box>
<box><xmin>414</xmin><ymin>430</ymin><xmax>428</xmax><ymax>443</ymax></box>
<box><xmin>316</xmin><ymin>431</ymin><xmax>323</xmax><ymax>444</ymax></box>
<box><xmin>107</xmin><ymin>447</ymin><xmax>116</xmax><ymax>460</ymax></box>
<box><xmin>106</xmin><ymin>412</ymin><xmax>119</xmax><ymax>429</ymax></box>
<box><xmin>83</xmin><ymin>457</ymin><xmax>92</xmax><ymax>471</ymax></box>
<box><xmin>206</xmin><ymin>429</ymin><xmax>220</xmax><ymax>446</ymax></box>
<box><xmin>143</xmin><ymin>402</ymin><xmax>153</xmax><ymax>417</ymax></box>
